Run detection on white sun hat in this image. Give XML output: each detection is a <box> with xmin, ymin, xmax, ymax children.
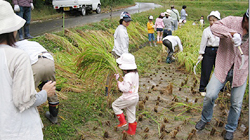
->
<box><xmin>116</xmin><ymin>53</ymin><xmax>137</xmax><ymax>70</ymax></box>
<box><xmin>149</xmin><ymin>15</ymin><xmax>153</xmax><ymax>20</ymax></box>
<box><xmin>0</xmin><ymin>0</ymin><xmax>26</xmax><ymax>34</ymax></box>
<box><xmin>207</xmin><ymin>11</ymin><xmax>221</xmax><ymax>20</ymax></box>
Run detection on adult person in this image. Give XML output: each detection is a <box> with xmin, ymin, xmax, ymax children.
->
<box><xmin>15</xmin><ymin>39</ymin><xmax>59</xmax><ymax>124</ymax></box>
<box><xmin>13</xmin><ymin>0</ymin><xmax>34</xmax><ymax>40</ymax></box>
<box><xmin>180</xmin><ymin>5</ymin><xmax>188</xmax><ymax>23</ymax></box>
<box><xmin>170</xmin><ymin>5</ymin><xmax>180</xmax><ymax>31</ymax></box>
<box><xmin>0</xmin><ymin>1</ymin><xmax>56</xmax><ymax>139</ymax></box>
<box><xmin>106</xmin><ymin>11</ymin><xmax>133</xmax><ymax>95</ymax></box>
<box><xmin>195</xmin><ymin>9</ymin><xmax>249</xmax><ymax>140</ymax></box>
<box><xmin>155</xmin><ymin>13</ymin><xmax>165</xmax><ymax>44</ymax></box>
<box><xmin>163</xmin><ymin>10</ymin><xmax>174</xmax><ymax>38</ymax></box>
<box><xmin>198</xmin><ymin>11</ymin><xmax>221</xmax><ymax>96</ymax></box>
<box><xmin>162</xmin><ymin>35</ymin><xmax>183</xmax><ymax>64</ymax></box>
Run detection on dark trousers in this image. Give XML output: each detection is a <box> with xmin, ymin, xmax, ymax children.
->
<box><xmin>199</xmin><ymin>47</ymin><xmax>218</xmax><ymax>92</ymax></box>
<box><xmin>163</xmin><ymin>29</ymin><xmax>172</xmax><ymax>38</ymax></box>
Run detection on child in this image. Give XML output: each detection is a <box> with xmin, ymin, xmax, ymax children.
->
<box><xmin>155</xmin><ymin>13</ymin><xmax>165</xmax><ymax>44</ymax></box>
<box><xmin>112</xmin><ymin>53</ymin><xmax>139</xmax><ymax>135</ymax></box>
<box><xmin>147</xmin><ymin>15</ymin><xmax>156</xmax><ymax>46</ymax></box>
<box><xmin>200</xmin><ymin>16</ymin><xmax>204</xmax><ymax>27</ymax></box>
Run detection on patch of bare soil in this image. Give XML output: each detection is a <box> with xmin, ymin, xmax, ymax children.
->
<box><xmin>80</xmin><ymin>61</ymin><xmax>249</xmax><ymax>140</ymax></box>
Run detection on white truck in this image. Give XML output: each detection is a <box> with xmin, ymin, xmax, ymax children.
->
<box><xmin>52</xmin><ymin>0</ymin><xmax>101</xmax><ymax>16</ymax></box>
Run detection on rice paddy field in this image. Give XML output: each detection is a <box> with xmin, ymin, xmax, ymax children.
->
<box><xmin>30</xmin><ymin>0</ymin><xmax>249</xmax><ymax>139</ymax></box>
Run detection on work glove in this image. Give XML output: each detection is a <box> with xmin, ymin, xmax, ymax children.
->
<box><xmin>152</xmin><ymin>25</ymin><xmax>155</xmax><ymax>28</ymax></box>
<box><xmin>14</xmin><ymin>5</ymin><xmax>20</xmax><ymax>12</ymax></box>
<box><xmin>114</xmin><ymin>74</ymin><xmax>120</xmax><ymax>81</ymax></box>
<box><xmin>185</xmin><ymin>14</ymin><xmax>188</xmax><ymax>16</ymax></box>
<box><xmin>232</xmin><ymin>33</ymin><xmax>241</xmax><ymax>47</ymax></box>
<box><xmin>31</xmin><ymin>3</ymin><xmax>34</xmax><ymax>10</ymax></box>
<box><xmin>197</xmin><ymin>54</ymin><xmax>203</xmax><ymax>61</ymax></box>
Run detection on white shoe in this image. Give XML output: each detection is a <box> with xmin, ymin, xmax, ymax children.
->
<box><xmin>200</xmin><ymin>92</ymin><xmax>206</xmax><ymax>96</ymax></box>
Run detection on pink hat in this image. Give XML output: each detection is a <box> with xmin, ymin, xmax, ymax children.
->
<box><xmin>160</xmin><ymin>13</ymin><xmax>165</xmax><ymax>17</ymax></box>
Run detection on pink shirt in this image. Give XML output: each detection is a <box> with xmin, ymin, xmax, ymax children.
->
<box><xmin>211</xmin><ymin>16</ymin><xmax>249</xmax><ymax>87</ymax></box>
<box><xmin>155</xmin><ymin>18</ymin><xmax>164</xmax><ymax>29</ymax></box>
<box><xmin>118</xmin><ymin>72</ymin><xmax>139</xmax><ymax>100</ymax></box>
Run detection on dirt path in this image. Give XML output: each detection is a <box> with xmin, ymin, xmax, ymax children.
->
<box><xmin>81</xmin><ymin>61</ymin><xmax>249</xmax><ymax>140</ymax></box>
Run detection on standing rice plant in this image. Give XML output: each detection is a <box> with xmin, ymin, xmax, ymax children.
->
<box><xmin>173</xmin><ymin>21</ymin><xmax>203</xmax><ymax>74</ymax></box>
<box><xmin>76</xmin><ymin>44</ymin><xmax>120</xmax><ymax>81</ymax></box>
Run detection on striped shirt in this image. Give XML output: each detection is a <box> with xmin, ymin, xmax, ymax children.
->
<box><xmin>211</xmin><ymin>16</ymin><xmax>249</xmax><ymax>87</ymax></box>
<box><xmin>13</xmin><ymin>0</ymin><xmax>33</xmax><ymax>7</ymax></box>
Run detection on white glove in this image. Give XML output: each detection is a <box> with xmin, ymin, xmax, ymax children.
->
<box><xmin>185</xmin><ymin>14</ymin><xmax>188</xmax><ymax>16</ymax></box>
<box><xmin>31</xmin><ymin>3</ymin><xmax>34</xmax><ymax>10</ymax></box>
<box><xmin>114</xmin><ymin>74</ymin><xmax>120</xmax><ymax>80</ymax></box>
<box><xmin>14</xmin><ymin>5</ymin><xmax>20</xmax><ymax>12</ymax></box>
<box><xmin>197</xmin><ymin>55</ymin><xmax>203</xmax><ymax>61</ymax></box>
<box><xmin>152</xmin><ymin>25</ymin><xmax>155</xmax><ymax>28</ymax></box>
<box><xmin>232</xmin><ymin>33</ymin><xmax>241</xmax><ymax>47</ymax></box>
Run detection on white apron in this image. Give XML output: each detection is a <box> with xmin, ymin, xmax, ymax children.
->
<box><xmin>0</xmin><ymin>48</ymin><xmax>43</xmax><ymax>140</ymax></box>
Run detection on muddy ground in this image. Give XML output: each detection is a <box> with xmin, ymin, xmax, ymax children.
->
<box><xmin>80</xmin><ymin>61</ymin><xmax>249</xmax><ymax>140</ymax></box>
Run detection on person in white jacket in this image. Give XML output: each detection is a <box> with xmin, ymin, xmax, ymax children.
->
<box><xmin>162</xmin><ymin>35</ymin><xmax>183</xmax><ymax>63</ymax></box>
<box><xmin>0</xmin><ymin>1</ymin><xmax>56</xmax><ymax>139</ymax></box>
<box><xmin>197</xmin><ymin>11</ymin><xmax>220</xmax><ymax>96</ymax></box>
<box><xmin>112</xmin><ymin>11</ymin><xmax>132</xmax><ymax>59</ymax></box>
<box><xmin>15</xmin><ymin>39</ymin><xmax>59</xmax><ymax>124</ymax></box>
<box><xmin>107</xmin><ymin>11</ymin><xmax>133</xmax><ymax>96</ymax></box>
<box><xmin>112</xmin><ymin>53</ymin><xmax>139</xmax><ymax>136</ymax></box>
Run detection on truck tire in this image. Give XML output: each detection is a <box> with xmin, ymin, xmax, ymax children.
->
<box><xmin>96</xmin><ymin>5</ymin><xmax>101</xmax><ymax>14</ymax></box>
<box><xmin>81</xmin><ymin>6</ymin><xmax>86</xmax><ymax>16</ymax></box>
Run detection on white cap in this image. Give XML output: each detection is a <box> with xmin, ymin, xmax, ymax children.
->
<box><xmin>116</xmin><ymin>53</ymin><xmax>137</xmax><ymax>70</ymax></box>
<box><xmin>207</xmin><ymin>11</ymin><xmax>221</xmax><ymax>20</ymax></box>
<box><xmin>149</xmin><ymin>15</ymin><xmax>153</xmax><ymax>20</ymax></box>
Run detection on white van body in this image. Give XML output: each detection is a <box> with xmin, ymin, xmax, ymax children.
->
<box><xmin>52</xmin><ymin>0</ymin><xmax>101</xmax><ymax>15</ymax></box>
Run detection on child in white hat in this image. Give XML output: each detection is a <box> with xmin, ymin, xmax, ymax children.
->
<box><xmin>112</xmin><ymin>53</ymin><xmax>139</xmax><ymax>136</ymax></box>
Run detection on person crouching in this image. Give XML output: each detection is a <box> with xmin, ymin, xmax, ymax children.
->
<box><xmin>112</xmin><ymin>53</ymin><xmax>139</xmax><ymax>135</ymax></box>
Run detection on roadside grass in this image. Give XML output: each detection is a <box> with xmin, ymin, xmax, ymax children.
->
<box><xmin>29</xmin><ymin>0</ymin><xmax>248</xmax><ymax>139</ymax></box>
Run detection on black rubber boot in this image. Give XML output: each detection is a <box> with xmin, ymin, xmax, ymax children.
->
<box><xmin>45</xmin><ymin>102</ymin><xmax>59</xmax><ymax>124</ymax></box>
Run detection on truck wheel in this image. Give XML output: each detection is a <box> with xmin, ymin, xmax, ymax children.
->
<box><xmin>81</xmin><ymin>6</ymin><xmax>86</xmax><ymax>16</ymax></box>
<box><xmin>96</xmin><ymin>5</ymin><xmax>101</xmax><ymax>14</ymax></box>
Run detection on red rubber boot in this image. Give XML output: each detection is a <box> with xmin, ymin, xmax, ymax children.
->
<box><xmin>123</xmin><ymin>122</ymin><xmax>137</xmax><ymax>135</ymax></box>
<box><xmin>116</xmin><ymin>113</ymin><xmax>127</xmax><ymax>127</ymax></box>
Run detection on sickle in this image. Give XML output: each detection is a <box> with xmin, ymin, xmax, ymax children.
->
<box><xmin>238</xmin><ymin>46</ymin><xmax>244</xmax><ymax>70</ymax></box>
<box><xmin>193</xmin><ymin>59</ymin><xmax>202</xmax><ymax>75</ymax></box>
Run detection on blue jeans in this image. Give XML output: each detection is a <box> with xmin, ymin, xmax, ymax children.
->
<box><xmin>16</xmin><ymin>6</ymin><xmax>31</xmax><ymax>24</ymax></box>
<box><xmin>148</xmin><ymin>33</ymin><xmax>155</xmax><ymax>42</ymax></box>
<box><xmin>201</xmin><ymin>72</ymin><xmax>247</xmax><ymax>132</ymax></box>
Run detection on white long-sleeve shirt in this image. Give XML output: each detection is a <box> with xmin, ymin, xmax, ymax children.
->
<box><xmin>199</xmin><ymin>26</ymin><xmax>220</xmax><ymax>54</ymax></box>
<box><xmin>163</xmin><ymin>36</ymin><xmax>183</xmax><ymax>52</ymax></box>
<box><xmin>112</xmin><ymin>25</ymin><xmax>129</xmax><ymax>56</ymax></box>
<box><xmin>118</xmin><ymin>72</ymin><xmax>139</xmax><ymax>100</ymax></box>
<box><xmin>15</xmin><ymin>40</ymin><xmax>54</xmax><ymax>65</ymax></box>
<box><xmin>0</xmin><ymin>44</ymin><xmax>45</xmax><ymax>139</ymax></box>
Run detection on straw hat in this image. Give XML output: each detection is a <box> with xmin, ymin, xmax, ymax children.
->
<box><xmin>207</xmin><ymin>11</ymin><xmax>221</xmax><ymax>20</ymax></box>
<box><xmin>116</xmin><ymin>53</ymin><xmax>137</xmax><ymax>70</ymax></box>
<box><xmin>165</xmin><ymin>11</ymin><xmax>171</xmax><ymax>16</ymax></box>
<box><xmin>0</xmin><ymin>0</ymin><xmax>25</xmax><ymax>34</ymax></box>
